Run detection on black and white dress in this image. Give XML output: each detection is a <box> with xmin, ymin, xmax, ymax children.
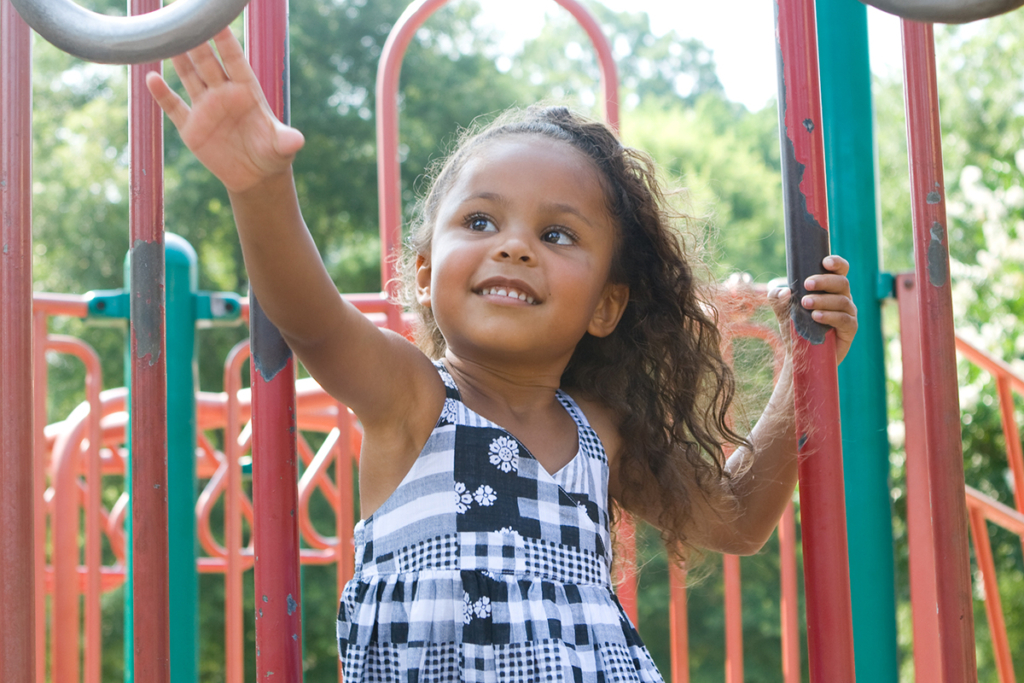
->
<box><xmin>337</xmin><ymin>361</ymin><xmax>663</xmax><ymax>682</ymax></box>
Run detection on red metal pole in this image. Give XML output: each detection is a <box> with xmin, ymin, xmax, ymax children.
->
<box><xmin>224</xmin><ymin>341</ymin><xmax>249</xmax><ymax>683</ymax></box>
<box><xmin>773</xmin><ymin>0</ymin><xmax>855</xmax><ymax>680</ymax></box>
<box><xmin>0</xmin><ymin>2</ymin><xmax>35</xmax><ymax>680</ymax></box>
<box><xmin>901</xmin><ymin>21</ymin><xmax>978</xmax><ymax>683</ymax></box>
<box><xmin>337</xmin><ymin>406</ymin><xmax>355</xmax><ymax>683</ymax></box>
<box><xmin>32</xmin><ymin>312</ymin><xmax>47</xmax><ymax>683</ymax></box>
<box><xmin>668</xmin><ymin>564</ymin><xmax>689</xmax><ymax>683</ymax></box>
<box><xmin>897</xmin><ymin>273</ymin><xmax>943</xmax><ymax>683</ymax></box>
<box><xmin>723</xmin><ymin>555</ymin><xmax>744</xmax><ymax>683</ymax></box>
<box><xmin>247</xmin><ymin>1</ymin><xmax>304</xmax><ymax>679</ymax></box>
<box><xmin>778</xmin><ymin>502</ymin><xmax>800</xmax><ymax>683</ymax></box>
<box><xmin>128</xmin><ymin>0</ymin><xmax>170</xmax><ymax>678</ymax></box>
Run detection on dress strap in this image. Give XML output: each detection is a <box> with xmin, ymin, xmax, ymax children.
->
<box><xmin>555</xmin><ymin>390</ymin><xmax>609</xmax><ymax>465</ymax></box>
<box><xmin>433</xmin><ymin>360</ymin><xmax>463</xmax><ymax>402</ymax></box>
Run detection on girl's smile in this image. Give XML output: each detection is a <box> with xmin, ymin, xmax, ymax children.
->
<box><xmin>474</xmin><ymin>277</ymin><xmax>539</xmax><ymax>305</ymax></box>
<box><xmin>415</xmin><ymin>136</ymin><xmax>629</xmax><ymax>366</ymax></box>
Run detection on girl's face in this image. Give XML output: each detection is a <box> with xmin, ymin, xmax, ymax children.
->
<box><xmin>415</xmin><ymin>135</ymin><xmax>629</xmax><ymax>366</ymax></box>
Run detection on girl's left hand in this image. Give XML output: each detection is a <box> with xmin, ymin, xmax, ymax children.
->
<box><xmin>801</xmin><ymin>255</ymin><xmax>858</xmax><ymax>363</ymax></box>
<box><xmin>768</xmin><ymin>255</ymin><xmax>858</xmax><ymax>364</ymax></box>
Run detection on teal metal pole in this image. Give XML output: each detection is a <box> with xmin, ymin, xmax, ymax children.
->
<box><xmin>118</xmin><ymin>234</ymin><xmax>200</xmax><ymax>682</ymax></box>
<box><xmin>815</xmin><ymin>1</ymin><xmax>899</xmax><ymax>680</ymax></box>
<box><xmin>122</xmin><ymin>251</ymin><xmax>134</xmax><ymax>683</ymax></box>
<box><xmin>164</xmin><ymin>233</ymin><xmax>200</xmax><ymax>682</ymax></box>
<box><xmin>91</xmin><ymin>237</ymin><xmax>240</xmax><ymax>682</ymax></box>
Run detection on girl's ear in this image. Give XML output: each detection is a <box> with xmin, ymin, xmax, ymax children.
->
<box><xmin>588</xmin><ymin>282</ymin><xmax>629</xmax><ymax>338</ymax></box>
<box><xmin>415</xmin><ymin>254</ymin><xmax>432</xmax><ymax>307</ymax></box>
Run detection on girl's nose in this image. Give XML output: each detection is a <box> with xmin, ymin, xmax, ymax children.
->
<box><xmin>495</xmin><ymin>231</ymin><xmax>534</xmax><ymax>263</ymax></box>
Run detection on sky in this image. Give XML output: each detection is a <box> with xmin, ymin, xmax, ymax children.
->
<box><xmin>473</xmin><ymin>0</ymin><xmax>907</xmax><ymax>111</ymax></box>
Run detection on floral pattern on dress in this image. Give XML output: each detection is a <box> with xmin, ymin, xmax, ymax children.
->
<box><xmin>454</xmin><ymin>482</ymin><xmax>472</xmax><ymax>514</ymax></box>
<box><xmin>462</xmin><ymin>593</ymin><xmax>492</xmax><ymax>623</ymax></box>
<box><xmin>439</xmin><ymin>367</ymin><xmax>457</xmax><ymax>389</ymax></box>
<box><xmin>488</xmin><ymin>435</ymin><xmax>519</xmax><ymax>473</ymax></box>
<box><xmin>439</xmin><ymin>398</ymin><xmax>458</xmax><ymax>425</ymax></box>
<box><xmin>473</xmin><ymin>484</ymin><xmax>496</xmax><ymax>506</ymax></box>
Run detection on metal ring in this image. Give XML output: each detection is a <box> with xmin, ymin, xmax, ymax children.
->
<box><xmin>9</xmin><ymin>0</ymin><xmax>251</xmax><ymax>64</ymax></box>
<box><xmin>858</xmin><ymin>0</ymin><xmax>1024</xmax><ymax>23</ymax></box>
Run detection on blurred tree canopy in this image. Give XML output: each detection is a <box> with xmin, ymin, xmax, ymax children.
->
<box><xmin>28</xmin><ymin>0</ymin><xmax>1024</xmax><ymax>681</ymax></box>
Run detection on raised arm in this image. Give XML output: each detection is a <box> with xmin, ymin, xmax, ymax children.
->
<box><xmin>146</xmin><ymin>29</ymin><xmax>442</xmax><ymax>428</ymax></box>
<box><xmin>686</xmin><ymin>256</ymin><xmax>858</xmax><ymax>555</ymax></box>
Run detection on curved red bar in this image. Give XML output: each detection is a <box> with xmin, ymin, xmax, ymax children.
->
<box><xmin>374</xmin><ymin>0</ymin><xmax>620</xmax><ymax>296</ymax></box>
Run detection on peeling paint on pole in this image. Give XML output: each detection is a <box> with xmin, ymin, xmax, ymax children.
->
<box><xmin>928</xmin><ymin>221</ymin><xmax>949</xmax><ymax>286</ymax></box>
<box><xmin>775</xmin><ymin>48</ymin><xmax>830</xmax><ymax>345</ymax></box>
<box><xmin>249</xmin><ymin>295</ymin><xmax>291</xmax><ymax>381</ymax></box>
<box><xmin>130</xmin><ymin>239</ymin><xmax>164</xmax><ymax>366</ymax></box>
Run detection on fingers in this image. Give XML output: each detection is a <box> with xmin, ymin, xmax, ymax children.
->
<box><xmin>189</xmin><ymin>39</ymin><xmax>229</xmax><ymax>88</ymax></box>
<box><xmin>167</xmin><ymin>28</ymin><xmax>243</xmax><ymax>102</ymax></box>
<box><xmin>213</xmin><ymin>27</ymin><xmax>253</xmax><ymax>84</ymax></box>
<box><xmin>145</xmin><ymin>71</ymin><xmax>191</xmax><ymax>130</ymax></box>
<box><xmin>803</xmin><ymin>273</ymin><xmax>850</xmax><ymax>297</ymax></box>
<box><xmin>800</xmin><ymin>293</ymin><xmax>857</xmax><ymax>322</ymax></box>
<box><xmin>821</xmin><ymin>254</ymin><xmax>850</xmax><ymax>276</ymax></box>
<box><xmin>171</xmin><ymin>52</ymin><xmax>206</xmax><ymax>102</ymax></box>
<box><xmin>804</xmin><ymin>254</ymin><xmax>852</xmax><ymax>298</ymax></box>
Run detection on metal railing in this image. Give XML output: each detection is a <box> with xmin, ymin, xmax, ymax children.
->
<box><xmin>33</xmin><ymin>282</ymin><xmax>810</xmax><ymax>683</ymax></box>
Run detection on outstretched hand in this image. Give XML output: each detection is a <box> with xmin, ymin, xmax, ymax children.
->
<box><xmin>768</xmin><ymin>255</ymin><xmax>858</xmax><ymax>364</ymax></box>
<box><xmin>145</xmin><ymin>28</ymin><xmax>305</xmax><ymax>195</ymax></box>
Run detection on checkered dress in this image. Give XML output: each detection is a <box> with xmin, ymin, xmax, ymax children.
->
<box><xmin>337</xmin><ymin>362</ymin><xmax>663</xmax><ymax>682</ymax></box>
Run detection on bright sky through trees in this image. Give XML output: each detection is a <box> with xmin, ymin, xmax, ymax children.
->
<box><xmin>475</xmin><ymin>0</ymin><xmax>906</xmax><ymax>111</ymax></box>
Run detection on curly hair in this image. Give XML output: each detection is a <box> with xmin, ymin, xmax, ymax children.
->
<box><xmin>401</xmin><ymin>105</ymin><xmax>748</xmax><ymax>563</ymax></box>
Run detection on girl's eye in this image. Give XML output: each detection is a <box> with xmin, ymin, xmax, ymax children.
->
<box><xmin>542</xmin><ymin>228</ymin><xmax>575</xmax><ymax>246</ymax></box>
<box><xmin>467</xmin><ymin>215</ymin><xmax>497</xmax><ymax>232</ymax></box>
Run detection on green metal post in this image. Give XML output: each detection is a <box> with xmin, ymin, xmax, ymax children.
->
<box><xmin>117</xmin><ymin>234</ymin><xmax>200</xmax><ymax>682</ymax></box>
<box><xmin>122</xmin><ymin>251</ymin><xmax>134</xmax><ymax>683</ymax></box>
<box><xmin>165</xmin><ymin>234</ymin><xmax>200</xmax><ymax>682</ymax></box>
<box><xmin>89</xmin><ymin>236</ymin><xmax>240</xmax><ymax>682</ymax></box>
<box><xmin>815</xmin><ymin>1</ymin><xmax>899</xmax><ymax>680</ymax></box>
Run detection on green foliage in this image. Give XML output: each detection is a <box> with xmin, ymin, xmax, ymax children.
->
<box><xmin>623</xmin><ymin>94</ymin><xmax>785</xmax><ymax>281</ymax></box>
<box><xmin>510</xmin><ymin>1</ymin><xmax>723</xmax><ymax>112</ymax></box>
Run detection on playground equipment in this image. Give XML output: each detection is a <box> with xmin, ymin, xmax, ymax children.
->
<box><xmin>2</xmin><ymin>0</ymin><xmax>1024</xmax><ymax>682</ymax></box>
<box><xmin>857</xmin><ymin>0</ymin><xmax>1024</xmax><ymax>23</ymax></box>
<box><xmin>7</xmin><ymin>0</ymin><xmax>250</xmax><ymax>63</ymax></box>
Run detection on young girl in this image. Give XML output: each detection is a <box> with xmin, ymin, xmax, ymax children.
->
<box><xmin>148</xmin><ymin>29</ymin><xmax>858</xmax><ymax>682</ymax></box>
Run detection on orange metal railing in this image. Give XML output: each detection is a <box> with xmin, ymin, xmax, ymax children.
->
<box><xmin>956</xmin><ymin>336</ymin><xmax>1024</xmax><ymax>683</ymax></box>
<box><xmin>32</xmin><ymin>283</ymin><xmax>805</xmax><ymax>682</ymax></box>
<box><xmin>899</xmin><ymin>273</ymin><xmax>1023</xmax><ymax>683</ymax></box>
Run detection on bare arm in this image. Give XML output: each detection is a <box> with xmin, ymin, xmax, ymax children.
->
<box><xmin>683</xmin><ymin>256</ymin><xmax>858</xmax><ymax>555</ymax></box>
<box><xmin>146</xmin><ymin>28</ymin><xmax>442</xmax><ymax>428</ymax></box>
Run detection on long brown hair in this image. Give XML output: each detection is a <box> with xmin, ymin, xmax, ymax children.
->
<box><xmin>402</xmin><ymin>106</ymin><xmax>747</xmax><ymax>562</ymax></box>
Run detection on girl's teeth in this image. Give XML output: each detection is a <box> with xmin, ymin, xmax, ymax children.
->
<box><xmin>482</xmin><ymin>287</ymin><xmax>534</xmax><ymax>304</ymax></box>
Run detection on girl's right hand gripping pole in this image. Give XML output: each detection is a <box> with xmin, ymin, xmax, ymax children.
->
<box><xmin>774</xmin><ymin>0</ymin><xmax>857</xmax><ymax>681</ymax></box>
